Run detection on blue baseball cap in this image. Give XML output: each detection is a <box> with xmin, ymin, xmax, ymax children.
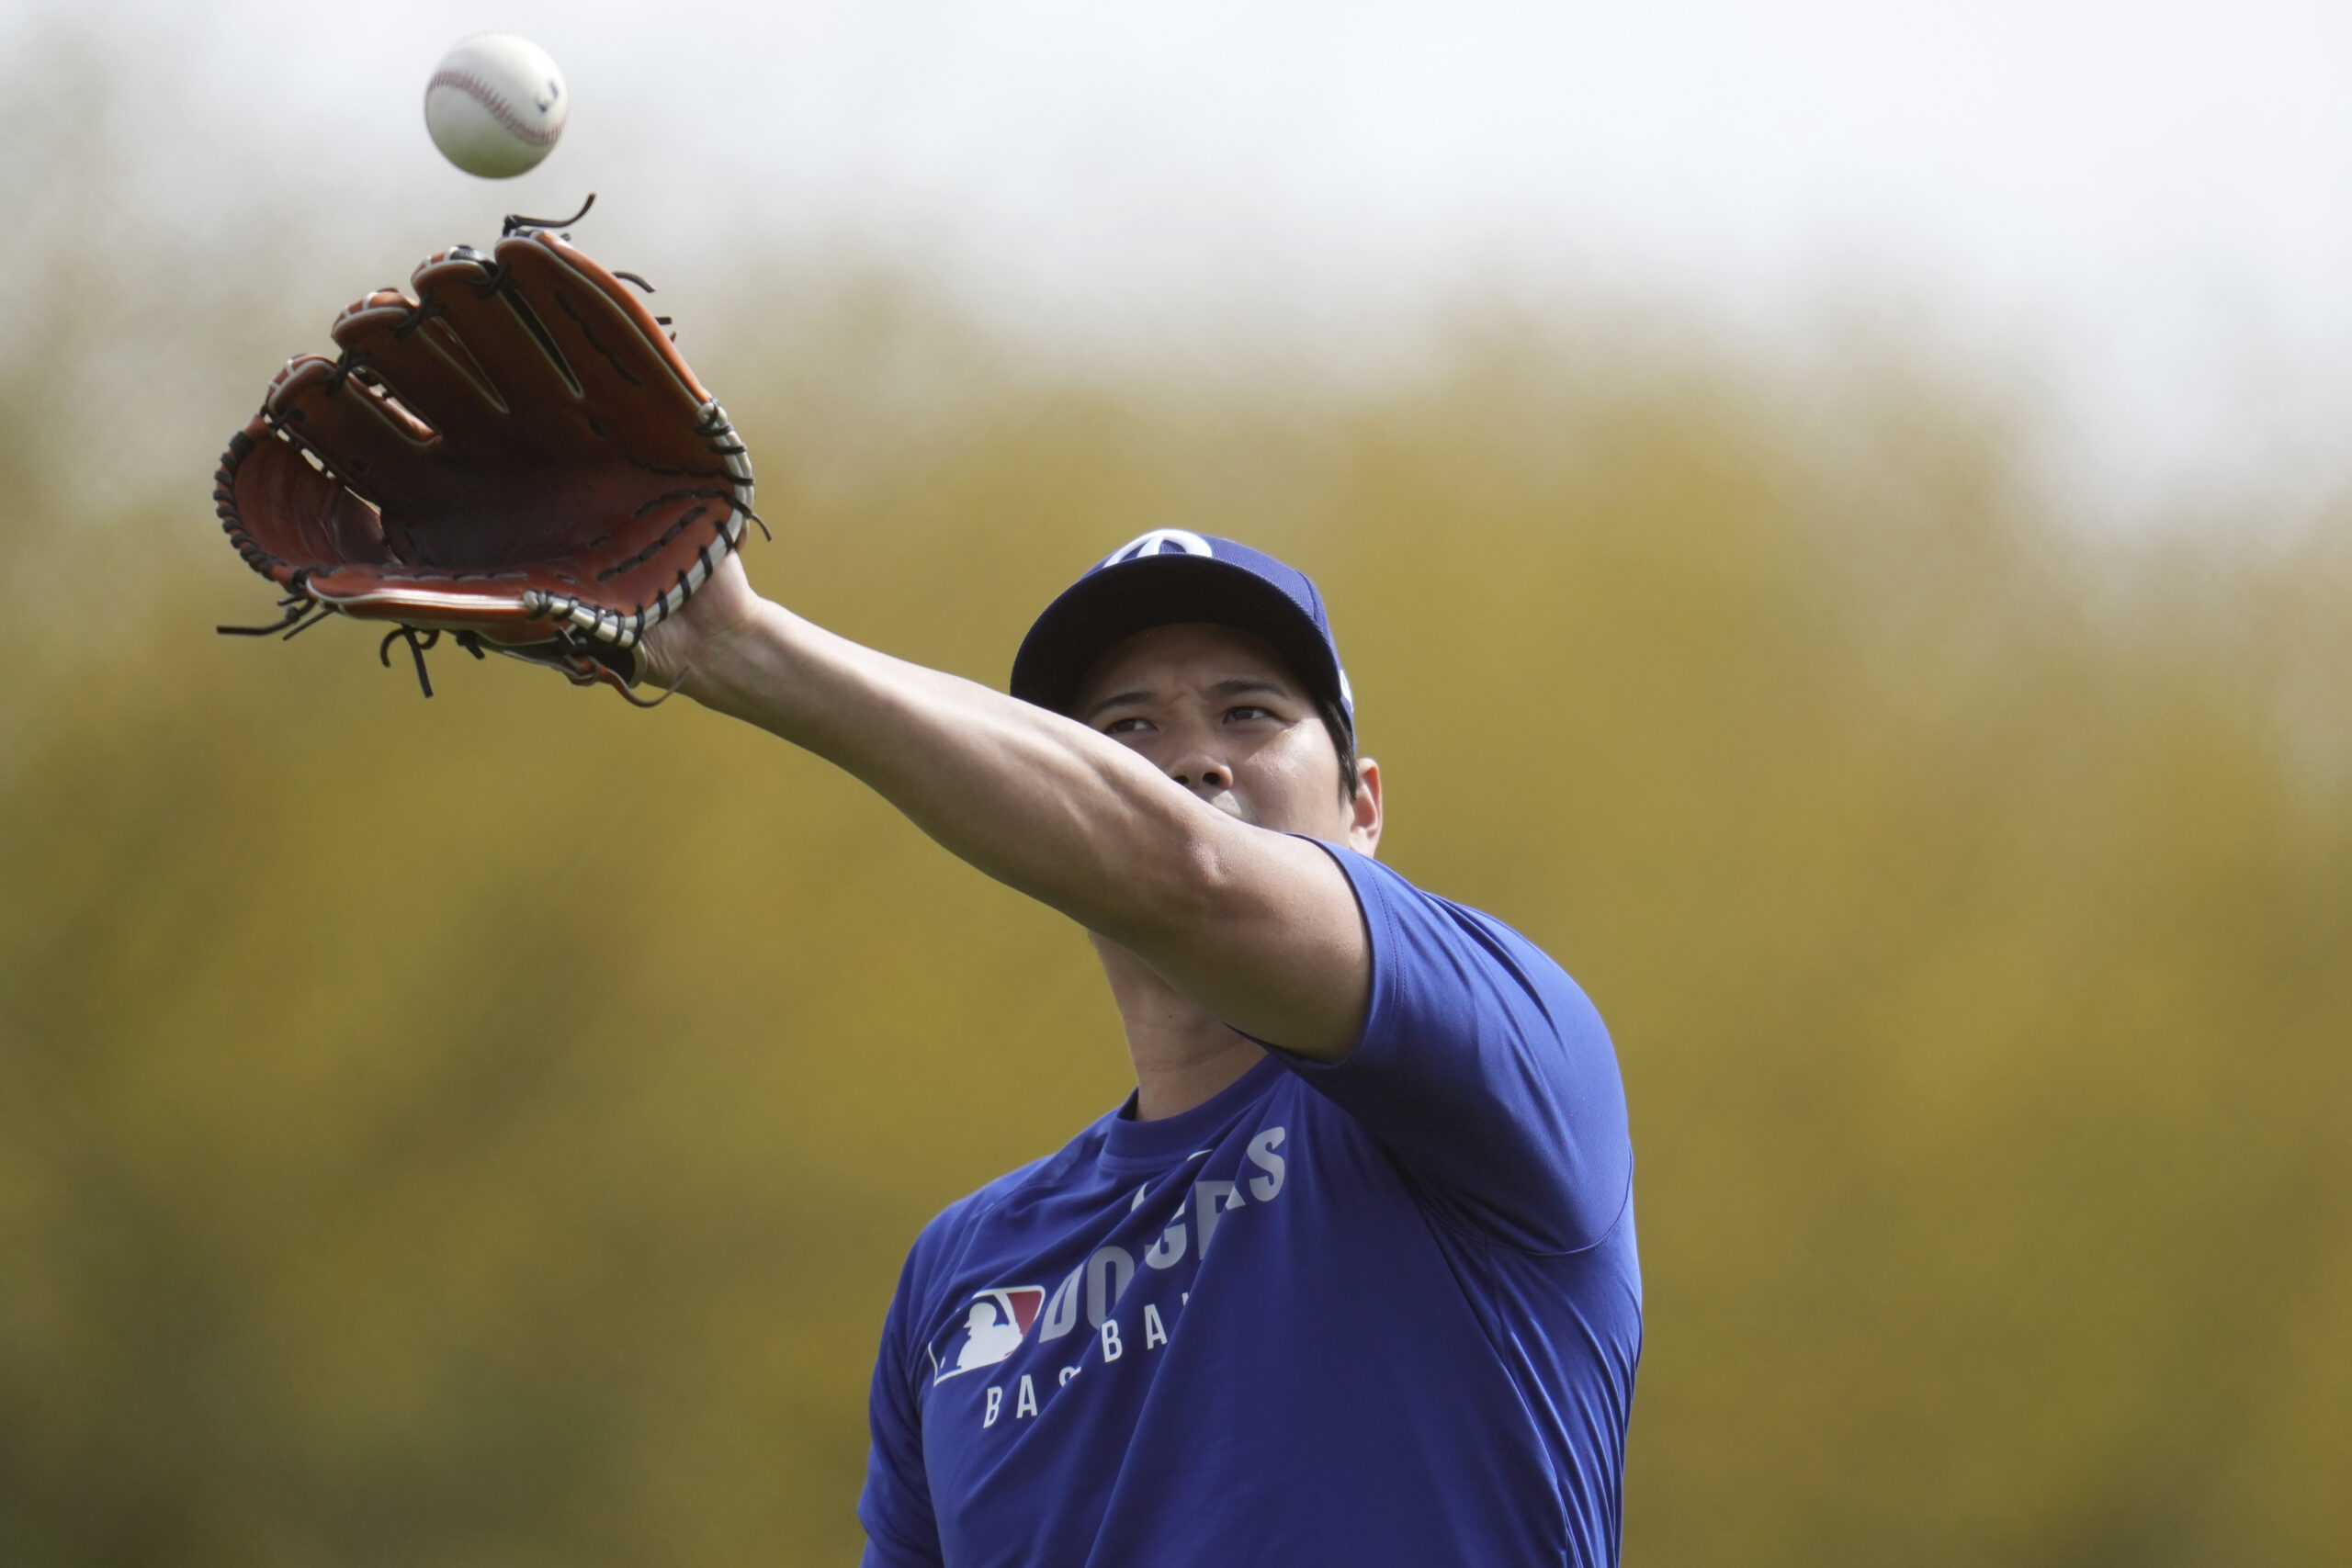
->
<box><xmin>1011</xmin><ymin>530</ymin><xmax>1354</xmax><ymax>735</ymax></box>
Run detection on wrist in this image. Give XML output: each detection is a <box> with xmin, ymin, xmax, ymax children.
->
<box><xmin>680</xmin><ymin>594</ymin><xmax>809</xmax><ymax>718</ymax></box>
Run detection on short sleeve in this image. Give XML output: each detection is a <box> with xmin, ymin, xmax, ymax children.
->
<box><xmin>858</xmin><ymin>1247</ymin><xmax>944</xmax><ymax>1568</ymax></box>
<box><xmin>1273</xmin><ymin>845</ymin><xmax>1632</xmax><ymax>1255</ymax></box>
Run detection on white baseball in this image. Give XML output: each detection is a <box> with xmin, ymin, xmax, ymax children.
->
<box><xmin>424</xmin><ymin>34</ymin><xmax>569</xmax><ymax>179</ymax></box>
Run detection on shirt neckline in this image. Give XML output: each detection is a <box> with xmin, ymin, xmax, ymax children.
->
<box><xmin>1100</xmin><ymin>1051</ymin><xmax>1286</xmax><ymax>1168</ymax></box>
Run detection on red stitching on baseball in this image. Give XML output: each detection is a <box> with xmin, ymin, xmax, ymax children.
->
<box><xmin>427</xmin><ymin>68</ymin><xmax>561</xmax><ymax>147</ymax></box>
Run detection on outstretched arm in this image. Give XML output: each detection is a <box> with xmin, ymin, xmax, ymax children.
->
<box><xmin>641</xmin><ymin>556</ymin><xmax>1372</xmax><ymax>1058</ymax></box>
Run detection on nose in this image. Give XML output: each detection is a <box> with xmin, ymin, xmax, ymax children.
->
<box><xmin>1168</xmin><ymin>755</ymin><xmax>1229</xmax><ymax>794</ymax></box>
<box><xmin>1164</xmin><ymin>729</ymin><xmax>1232</xmax><ymax>795</ymax></box>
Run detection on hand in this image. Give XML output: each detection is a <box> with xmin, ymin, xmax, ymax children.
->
<box><xmin>637</xmin><ymin>548</ymin><xmax>764</xmax><ymax>701</ymax></box>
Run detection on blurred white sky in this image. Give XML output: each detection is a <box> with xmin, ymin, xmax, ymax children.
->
<box><xmin>16</xmin><ymin>0</ymin><xmax>2352</xmax><ymax>516</ymax></box>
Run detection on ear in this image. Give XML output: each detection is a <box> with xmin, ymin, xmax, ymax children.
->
<box><xmin>1345</xmin><ymin>758</ymin><xmax>1384</xmax><ymax>857</ymax></box>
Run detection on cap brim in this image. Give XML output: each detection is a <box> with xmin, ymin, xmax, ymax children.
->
<box><xmin>1009</xmin><ymin>554</ymin><xmax>1349</xmax><ymax>728</ymax></box>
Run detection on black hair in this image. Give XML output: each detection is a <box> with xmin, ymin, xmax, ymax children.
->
<box><xmin>1318</xmin><ymin>697</ymin><xmax>1361</xmax><ymax>804</ymax></box>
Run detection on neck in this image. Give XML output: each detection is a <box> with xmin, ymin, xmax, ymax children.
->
<box><xmin>1091</xmin><ymin>936</ymin><xmax>1266</xmax><ymax>1122</ymax></box>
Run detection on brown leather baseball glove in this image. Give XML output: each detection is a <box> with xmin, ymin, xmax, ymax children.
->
<box><xmin>212</xmin><ymin>198</ymin><xmax>761</xmax><ymax>701</ymax></box>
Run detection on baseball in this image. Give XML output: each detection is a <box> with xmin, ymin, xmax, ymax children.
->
<box><xmin>424</xmin><ymin>34</ymin><xmax>568</xmax><ymax>179</ymax></box>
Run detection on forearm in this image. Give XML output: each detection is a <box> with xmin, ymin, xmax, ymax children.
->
<box><xmin>681</xmin><ymin>597</ymin><xmax>1226</xmax><ymax>949</ymax></box>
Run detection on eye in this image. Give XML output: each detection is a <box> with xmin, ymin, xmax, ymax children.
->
<box><xmin>1102</xmin><ymin>716</ymin><xmax>1154</xmax><ymax>736</ymax></box>
<box><xmin>1224</xmin><ymin>705</ymin><xmax>1275</xmax><ymax>723</ymax></box>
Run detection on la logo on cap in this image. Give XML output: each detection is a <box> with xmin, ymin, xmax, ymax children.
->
<box><xmin>1102</xmin><ymin>530</ymin><xmax>1214</xmax><ymax>568</ymax></box>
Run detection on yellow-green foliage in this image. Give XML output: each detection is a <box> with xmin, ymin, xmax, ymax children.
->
<box><xmin>4</xmin><ymin>254</ymin><xmax>2349</xmax><ymax>1566</ymax></box>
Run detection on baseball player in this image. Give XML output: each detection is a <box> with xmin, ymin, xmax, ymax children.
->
<box><xmin>212</xmin><ymin>228</ymin><xmax>1635</xmax><ymax>1563</ymax></box>
<box><xmin>637</xmin><ymin>528</ymin><xmax>1642</xmax><ymax>1567</ymax></box>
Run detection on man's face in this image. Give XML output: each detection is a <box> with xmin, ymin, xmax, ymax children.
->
<box><xmin>1074</xmin><ymin>621</ymin><xmax>1380</xmax><ymax>850</ymax></box>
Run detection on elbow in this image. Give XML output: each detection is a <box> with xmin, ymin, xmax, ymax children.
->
<box><xmin>1108</xmin><ymin>806</ymin><xmax>1250</xmax><ymax>943</ymax></box>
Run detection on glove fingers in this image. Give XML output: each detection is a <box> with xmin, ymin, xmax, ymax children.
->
<box><xmin>404</xmin><ymin>248</ymin><xmax>603</xmax><ymax>457</ymax></box>
<box><xmin>265</xmin><ymin>355</ymin><xmax>448</xmax><ymax>537</ymax></box>
<box><xmin>495</xmin><ymin>235</ymin><xmax>712</xmax><ymax>425</ymax></box>
<box><xmin>220</xmin><ymin>416</ymin><xmax>394</xmax><ymax>579</ymax></box>
<box><xmin>329</xmin><ymin>288</ymin><xmax>514</xmax><ymax>436</ymax></box>
<box><xmin>495</xmin><ymin>237</ymin><xmax>755</xmax><ymax>500</ymax></box>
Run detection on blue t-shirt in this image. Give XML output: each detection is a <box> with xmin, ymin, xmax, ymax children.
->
<box><xmin>859</xmin><ymin>846</ymin><xmax>1641</xmax><ymax>1567</ymax></box>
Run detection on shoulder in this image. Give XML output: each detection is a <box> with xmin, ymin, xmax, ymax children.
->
<box><xmin>1317</xmin><ymin>842</ymin><xmax>1539</xmax><ymax>949</ymax></box>
<box><xmin>905</xmin><ymin>1149</ymin><xmax>1058</xmax><ymax>1273</ymax></box>
<box><xmin>877</xmin><ymin>1124</ymin><xmax>1108</xmax><ymax>1393</ymax></box>
<box><xmin>1318</xmin><ymin>844</ymin><xmax>1599</xmax><ymax>1022</ymax></box>
<box><xmin>916</xmin><ymin>1152</ymin><xmax>1057</xmax><ymax>1248</ymax></box>
<box><xmin>894</xmin><ymin>1119</ymin><xmax>1107</xmax><ymax>1303</ymax></box>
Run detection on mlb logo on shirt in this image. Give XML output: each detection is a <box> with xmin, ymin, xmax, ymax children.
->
<box><xmin>929</xmin><ymin>1286</ymin><xmax>1046</xmax><ymax>1384</ymax></box>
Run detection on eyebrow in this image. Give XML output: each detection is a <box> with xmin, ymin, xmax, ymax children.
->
<box><xmin>1208</xmin><ymin>676</ymin><xmax>1292</xmax><ymax>701</ymax></box>
<box><xmin>1080</xmin><ymin>675</ymin><xmax>1295</xmax><ymax>722</ymax></box>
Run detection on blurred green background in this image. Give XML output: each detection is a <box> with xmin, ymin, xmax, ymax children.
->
<box><xmin>6</xmin><ymin>17</ymin><xmax>2351</xmax><ymax>1568</ymax></box>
